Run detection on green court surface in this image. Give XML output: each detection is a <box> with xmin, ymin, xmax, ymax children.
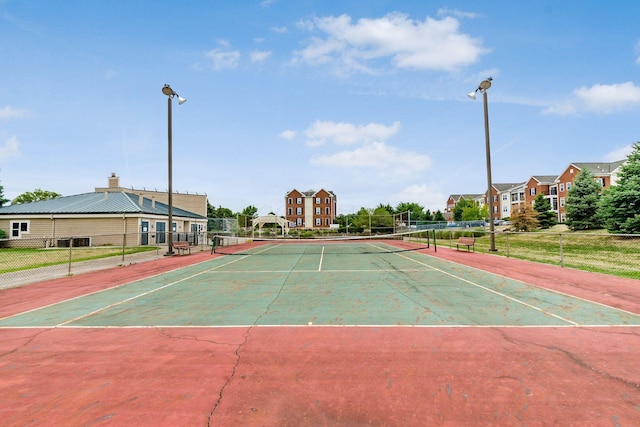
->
<box><xmin>2</xmin><ymin>242</ymin><xmax>639</xmax><ymax>328</ymax></box>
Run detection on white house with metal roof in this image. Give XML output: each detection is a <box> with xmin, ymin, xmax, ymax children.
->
<box><xmin>0</xmin><ymin>190</ymin><xmax>207</xmax><ymax>248</ymax></box>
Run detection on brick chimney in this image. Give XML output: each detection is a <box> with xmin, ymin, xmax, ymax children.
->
<box><xmin>108</xmin><ymin>173</ymin><xmax>120</xmax><ymax>189</ymax></box>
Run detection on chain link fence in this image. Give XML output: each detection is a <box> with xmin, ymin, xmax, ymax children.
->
<box><xmin>0</xmin><ymin>232</ymin><xmax>213</xmax><ymax>290</ymax></box>
<box><xmin>435</xmin><ymin>229</ymin><xmax>640</xmax><ymax>280</ymax></box>
<box><xmin>2</xmin><ymin>228</ymin><xmax>638</xmax><ymax>289</ymax></box>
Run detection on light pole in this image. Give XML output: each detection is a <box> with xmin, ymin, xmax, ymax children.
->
<box><xmin>162</xmin><ymin>84</ymin><xmax>187</xmax><ymax>255</ymax></box>
<box><xmin>468</xmin><ymin>77</ymin><xmax>497</xmax><ymax>251</ymax></box>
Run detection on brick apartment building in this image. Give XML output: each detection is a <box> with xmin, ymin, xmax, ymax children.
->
<box><xmin>285</xmin><ymin>189</ymin><xmax>337</xmax><ymax>229</ymax></box>
<box><xmin>447</xmin><ymin>160</ymin><xmax>625</xmax><ymax>223</ymax></box>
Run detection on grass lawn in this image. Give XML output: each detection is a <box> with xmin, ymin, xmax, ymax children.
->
<box><xmin>0</xmin><ymin>246</ymin><xmax>158</xmax><ymax>274</ymax></box>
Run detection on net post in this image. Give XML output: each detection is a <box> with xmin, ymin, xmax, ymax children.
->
<box><xmin>432</xmin><ymin>229</ymin><xmax>437</xmax><ymax>252</ymax></box>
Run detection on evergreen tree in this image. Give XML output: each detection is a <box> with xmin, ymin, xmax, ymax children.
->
<box><xmin>510</xmin><ymin>205</ymin><xmax>539</xmax><ymax>232</ymax></box>
<box><xmin>433</xmin><ymin>210</ymin><xmax>446</xmax><ymax>222</ymax></box>
<box><xmin>565</xmin><ymin>168</ymin><xmax>603</xmax><ymax>230</ymax></box>
<box><xmin>599</xmin><ymin>141</ymin><xmax>640</xmax><ymax>234</ymax></box>
<box><xmin>0</xmin><ymin>181</ymin><xmax>8</xmax><ymax>207</ymax></box>
<box><xmin>533</xmin><ymin>194</ymin><xmax>557</xmax><ymax>229</ymax></box>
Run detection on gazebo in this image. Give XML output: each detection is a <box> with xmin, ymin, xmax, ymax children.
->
<box><xmin>251</xmin><ymin>214</ymin><xmax>289</xmax><ymax>237</ymax></box>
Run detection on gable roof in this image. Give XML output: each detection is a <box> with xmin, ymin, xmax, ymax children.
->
<box><xmin>530</xmin><ymin>175</ymin><xmax>558</xmax><ymax>184</ymax></box>
<box><xmin>571</xmin><ymin>161</ymin><xmax>625</xmax><ymax>175</ymax></box>
<box><xmin>0</xmin><ymin>192</ymin><xmax>205</xmax><ymax>218</ymax></box>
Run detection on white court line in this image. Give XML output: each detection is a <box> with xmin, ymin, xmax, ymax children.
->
<box><xmin>318</xmin><ymin>246</ymin><xmax>325</xmax><ymax>271</ymax></box>
<box><xmin>0</xmin><ymin>249</ymin><xmax>270</xmax><ymax>325</ymax></box>
<box><xmin>390</xmin><ymin>249</ymin><xmax>579</xmax><ymax>326</ymax></box>
<box><xmin>17</xmin><ymin>323</ymin><xmax>640</xmax><ymax>329</ymax></box>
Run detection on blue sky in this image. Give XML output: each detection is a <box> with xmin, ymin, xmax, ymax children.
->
<box><xmin>1</xmin><ymin>1</ymin><xmax>639</xmax><ymax>215</ymax></box>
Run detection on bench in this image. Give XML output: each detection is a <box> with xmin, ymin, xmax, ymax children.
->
<box><xmin>456</xmin><ymin>237</ymin><xmax>475</xmax><ymax>252</ymax></box>
<box><xmin>172</xmin><ymin>241</ymin><xmax>193</xmax><ymax>255</ymax></box>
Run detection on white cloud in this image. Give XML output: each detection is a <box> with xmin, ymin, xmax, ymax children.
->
<box><xmin>303</xmin><ymin>120</ymin><xmax>400</xmax><ymax>147</ymax></box>
<box><xmin>604</xmin><ymin>145</ymin><xmax>633</xmax><ymax>162</ymax></box>
<box><xmin>294</xmin><ymin>12</ymin><xmax>487</xmax><ymax>75</ymax></box>
<box><xmin>310</xmin><ymin>141</ymin><xmax>430</xmax><ymax>175</ymax></box>
<box><xmin>437</xmin><ymin>8</ymin><xmax>480</xmax><ymax>19</ymax></box>
<box><xmin>205</xmin><ymin>48</ymin><xmax>241</xmax><ymax>70</ymax></box>
<box><xmin>393</xmin><ymin>183</ymin><xmax>446</xmax><ymax>211</ymax></box>
<box><xmin>250</xmin><ymin>50</ymin><xmax>272</xmax><ymax>62</ymax></box>
<box><xmin>279</xmin><ymin>130</ymin><xmax>297</xmax><ymax>140</ymax></box>
<box><xmin>272</xmin><ymin>26</ymin><xmax>288</xmax><ymax>34</ymax></box>
<box><xmin>0</xmin><ymin>135</ymin><xmax>21</xmax><ymax>162</ymax></box>
<box><xmin>260</xmin><ymin>0</ymin><xmax>275</xmax><ymax>7</ymax></box>
<box><xmin>544</xmin><ymin>82</ymin><xmax>640</xmax><ymax>115</ymax></box>
<box><xmin>0</xmin><ymin>106</ymin><xmax>30</xmax><ymax>120</ymax></box>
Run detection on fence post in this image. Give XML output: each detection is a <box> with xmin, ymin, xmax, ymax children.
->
<box><xmin>559</xmin><ymin>233</ymin><xmax>564</xmax><ymax>268</ymax></box>
<box><xmin>68</xmin><ymin>237</ymin><xmax>73</xmax><ymax>276</ymax></box>
<box><xmin>122</xmin><ymin>233</ymin><xmax>126</xmax><ymax>264</ymax></box>
<box><xmin>506</xmin><ymin>232</ymin><xmax>510</xmax><ymax>257</ymax></box>
<box><xmin>432</xmin><ymin>229</ymin><xmax>437</xmax><ymax>252</ymax></box>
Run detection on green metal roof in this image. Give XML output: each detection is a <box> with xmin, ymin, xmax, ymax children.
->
<box><xmin>0</xmin><ymin>192</ymin><xmax>205</xmax><ymax>219</ymax></box>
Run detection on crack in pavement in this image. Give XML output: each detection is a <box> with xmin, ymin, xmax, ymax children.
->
<box><xmin>206</xmin><ymin>264</ymin><xmax>294</xmax><ymax>426</ymax></box>
<box><xmin>495</xmin><ymin>327</ymin><xmax>640</xmax><ymax>392</ymax></box>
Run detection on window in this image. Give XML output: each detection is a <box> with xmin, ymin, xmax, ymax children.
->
<box><xmin>550</xmin><ymin>187</ymin><xmax>558</xmax><ymax>195</ymax></box>
<box><xmin>566</xmin><ymin>182</ymin><xmax>572</xmax><ymax>191</ymax></box>
<box><xmin>559</xmin><ymin>183</ymin><xmax>565</xmax><ymax>192</ymax></box>
<box><xmin>288</xmin><ymin>198</ymin><xmax>292</xmax><ymax>204</ymax></box>
<box><xmin>493</xmin><ymin>206</ymin><xmax>498</xmax><ymax>213</ymax></box>
<box><xmin>316</xmin><ymin>197</ymin><xmax>321</xmax><ymax>204</ymax></box>
<box><xmin>502</xmin><ymin>194</ymin><xmax>508</xmax><ymax>201</ymax></box>
<box><xmin>287</xmin><ymin>208</ymin><xmax>292</xmax><ymax>215</ymax></box>
<box><xmin>530</xmin><ymin>188</ymin><xmax>536</xmax><ymax>196</ymax></box>
<box><xmin>502</xmin><ymin>205</ymin><xmax>508</xmax><ymax>213</ymax></box>
<box><xmin>560</xmin><ymin>197</ymin><xmax>565</xmax><ymax>207</ymax></box>
<box><xmin>325</xmin><ymin>198</ymin><xmax>330</xmax><ymax>204</ymax></box>
<box><xmin>296</xmin><ymin>207</ymin><xmax>302</xmax><ymax>215</ymax></box>
<box><xmin>325</xmin><ymin>207</ymin><xmax>330</xmax><ymax>214</ymax></box>
<box><xmin>493</xmin><ymin>195</ymin><xmax>498</xmax><ymax>202</ymax></box>
<box><xmin>11</xmin><ymin>221</ymin><xmax>29</xmax><ymax>238</ymax></box>
<box><xmin>296</xmin><ymin>218</ymin><xmax>302</xmax><ymax>226</ymax></box>
<box><xmin>296</xmin><ymin>197</ymin><xmax>302</xmax><ymax>204</ymax></box>
<box><xmin>315</xmin><ymin>207</ymin><xmax>321</xmax><ymax>215</ymax></box>
<box><xmin>325</xmin><ymin>218</ymin><xmax>330</xmax><ymax>226</ymax></box>
<box><xmin>315</xmin><ymin>218</ymin><xmax>321</xmax><ymax>226</ymax></box>
<box><xmin>595</xmin><ymin>177</ymin><xmax>605</xmax><ymax>186</ymax></box>
<box><xmin>552</xmin><ymin>198</ymin><xmax>558</xmax><ymax>210</ymax></box>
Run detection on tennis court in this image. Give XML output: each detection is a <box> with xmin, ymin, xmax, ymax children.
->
<box><xmin>1</xmin><ymin>238</ymin><xmax>639</xmax><ymax>425</ymax></box>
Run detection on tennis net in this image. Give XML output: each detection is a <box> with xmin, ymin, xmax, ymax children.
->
<box><xmin>210</xmin><ymin>230</ymin><xmax>432</xmax><ymax>255</ymax></box>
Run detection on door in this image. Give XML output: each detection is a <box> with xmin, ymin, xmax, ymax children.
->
<box><xmin>141</xmin><ymin>221</ymin><xmax>149</xmax><ymax>245</ymax></box>
<box><xmin>156</xmin><ymin>221</ymin><xmax>166</xmax><ymax>244</ymax></box>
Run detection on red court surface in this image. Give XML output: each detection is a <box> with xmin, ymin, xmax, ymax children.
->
<box><xmin>1</xmin><ymin>247</ymin><xmax>639</xmax><ymax>426</ymax></box>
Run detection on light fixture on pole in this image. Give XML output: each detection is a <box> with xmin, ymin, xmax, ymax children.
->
<box><xmin>468</xmin><ymin>77</ymin><xmax>497</xmax><ymax>252</ymax></box>
<box><xmin>162</xmin><ymin>84</ymin><xmax>186</xmax><ymax>255</ymax></box>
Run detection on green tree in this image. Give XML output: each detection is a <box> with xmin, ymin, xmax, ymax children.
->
<box><xmin>599</xmin><ymin>141</ymin><xmax>640</xmax><ymax>234</ymax></box>
<box><xmin>11</xmin><ymin>188</ymin><xmax>61</xmax><ymax>205</ymax></box>
<box><xmin>452</xmin><ymin>199</ymin><xmax>470</xmax><ymax>222</ymax></box>
<box><xmin>371</xmin><ymin>206</ymin><xmax>393</xmax><ymax>233</ymax></box>
<box><xmin>433</xmin><ymin>210</ymin><xmax>446</xmax><ymax>222</ymax></box>
<box><xmin>350</xmin><ymin>207</ymin><xmax>370</xmax><ymax>232</ymax></box>
<box><xmin>0</xmin><ymin>180</ymin><xmax>8</xmax><ymax>207</ymax></box>
<box><xmin>565</xmin><ymin>168</ymin><xmax>603</xmax><ymax>231</ymax></box>
<box><xmin>237</xmin><ymin>205</ymin><xmax>258</xmax><ymax>230</ymax></box>
<box><xmin>207</xmin><ymin>203</ymin><xmax>233</xmax><ymax>218</ymax></box>
<box><xmin>510</xmin><ymin>205</ymin><xmax>539</xmax><ymax>232</ymax></box>
<box><xmin>533</xmin><ymin>194</ymin><xmax>557</xmax><ymax>229</ymax></box>
<box><xmin>461</xmin><ymin>203</ymin><xmax>481</xmax><ymax>221</ymax></box>
<box><xmin>395</xmin><ymin>202</ymin><xmax>427</xmax><ymax>221</ymax></box>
